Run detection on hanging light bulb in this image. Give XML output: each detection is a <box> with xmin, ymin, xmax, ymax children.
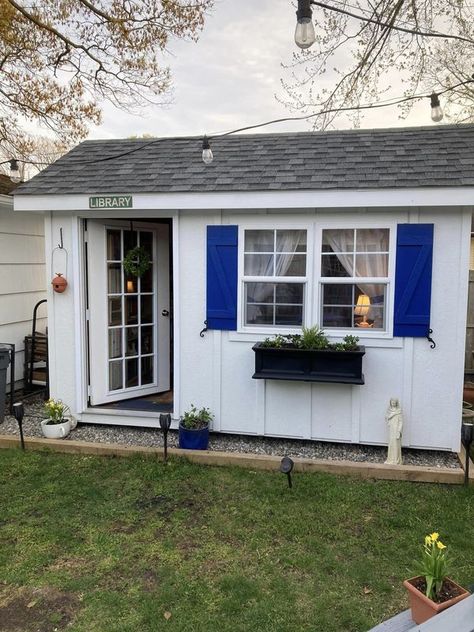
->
<box><xmin>9</xmin><ymin>159</ymin><xmax>20</xmax><ymax>183</ymax></box>
<box><xmin>430</xmin><ymin>93</ymin><xmax>444</xmax><ymax>123</ymax></box>
<box><xmin>295</xmin><ymin>0</ymin><xmax>316</xmax><ymax>50</ymax></box>
<box><xmin>202</xmin><ymin>136</ymin><xmax>213</xmax><ymax>164</ymax></box>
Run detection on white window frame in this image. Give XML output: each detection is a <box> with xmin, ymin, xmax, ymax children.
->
<box><xmin>237</xmin><ymin>223</ymin><xmax>314</xmax><ymax>334</ymax></box>
<box><xmin>314</xmin><ymin>222</ymin><xmax>397</xmax><ymax>339</ymax></box>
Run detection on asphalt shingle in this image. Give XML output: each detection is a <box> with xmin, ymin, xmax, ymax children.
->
<box><xmin>14</xmin><ymin>124</ymin><xmax>474</xmax><ymax>196</ymax></box>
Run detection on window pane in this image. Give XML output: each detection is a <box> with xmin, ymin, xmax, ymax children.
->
<box><xmin>275</xmin><ymin>283</ymin><xmax>304</xmax><ymax>304</ymax></box>
<box><xmin>322</xmin><ymin>306</ymin><xmax>353</xmax><ymax>328</ymax></box>
<box><xmin>126</xmin><ymin>358</ymin><xmax>139</xmax><ymax>388</ymax></box>
<box><xmin>322</xmin><ymin>229</ymin><xmax>354</xmax><ymax>253</ymax></box>
<box><xmin>275</xmin><ymin>305</ymin><xmax>303</xmax><ymax>326</ymax></box>
<box><xmin>323</xmin><ymin>284</ymin><xmax>353</xmax><ymax>305</ymax></box>
<box><xmin>141</xmin><ymin>356</ymin><xmax>154</xmax><ymax>385</ymax></box>
<box><xmin>246</xmin><ymin>304</ymin><xmax>273</xmax><ymax>325</ymax></box>
<box><xmin>246</xmin><ymin>282</ymin><xmax>274</xmax><ymax>304</ymax></box>
<box><xmin>108</xmin><ymin>264</ymin><xmax>122</xmax><ymax>294</ymax></box>
<box><xmin>125</xmin><ymin>296</ymin><xmax>138</xmax><ymax>325</ymax></box>
<box><xmin>276</xmin><ymin>230</ymin><xmax>307</xmax><ymax>253</ymax></box>
<box><xmin>276</xmin><ymin>254</ymin><xmax>306</xmax><ymax>276</ymax></box>
<box><xmin>124</xmin><ymin>230</ymin><xmax>137</xmax><ymax>254</ymax></box>
<box><xmin>321</xmin><ymin>254</ymin><xmax>352</xmax><ymax>277</ymax></box>
<box><xmin>108</xmin><ymin>329</ymin><xmax>122</xmax><ymax>359</ymax></box>
<box><xmin>141</xmin><ymin>295</ymin><xmax>153</xmax><ymax>324</ymax></box>
<box><xmin>244</xmin><ymin>253</ymin><xmax>273</xmax><ymax>276</ymax></box>
<box><xmin>356</xmin><ymin>229</ymin><xmax>389</xmax><ymax>252</ymax></box>
<box><xmin>355</xmin><ymin>253</ymin><xmax>388</xmax><ymax>277</ymax></box>
<box><xmin>108</xmin><ymin>297</ymin><xmax>122</xmax><ymax>326</ymax></box>
<box><xmin>125</xmin><ymin>327</ymin><xmax>139</xmax><ymax>357</ymax></box>
<box><xmin>109</xmin><ymin>360</ymin><xmax>123</xmax><ymax>391</ymax></box>
<box><xmin>107</xmin><ymin>230</ymin><xmax>121</xmax><ymax>261</ymax></box>
<box><xmin>245</xmin><ymin>230</ymin><xmax>274</xmax><ymax>252</ymax></box>
<box><xmin>141</xmin><ymin>326</ymin><xmax>153</xmax><ymax>354</ymax></box>
<box><xmin>140</xmin><ymin>231</ymin><xmax>153</xmax><ymax>257</ymax></box>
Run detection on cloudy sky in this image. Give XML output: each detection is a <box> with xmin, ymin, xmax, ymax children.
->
<box><xmin>92</xmin><ymin>0</ymin><xmax>430</xmax><ymax>140</ymax></box>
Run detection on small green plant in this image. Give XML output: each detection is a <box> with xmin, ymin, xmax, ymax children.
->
<box><xmin>181</xmin><ymin>405</ymin><xmax>213</xmax><ymax>430</ymax></box>
<box><xmin>259</xmin><ymin>328</ymin><xmax>359</xmax><ymax>351</ymax></box>
<box><xmin>342</xmin><ymin>335</ymin><xmax>360</xmax><ymax>351</ymax></box>
<box><xmin>416</xmin><ymin>532</ymin><xmax>449</xmax><ymax>601</ymax></box>
<box><xmin>299</xmin><ymin>326</ymin><xmax>329</xmax><ymax>350</ymax></box>
<box><xmin>44</xmin><ymin>398</ymin><xmax>70</xmax><ymax>425</ymax></box>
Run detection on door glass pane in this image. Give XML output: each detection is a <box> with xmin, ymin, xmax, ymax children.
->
<box><xmin>107</xmin><ymin>230</ymin><xmax>121</xmax><ymax>261</ymax></box>
<box><xmin>125</xmin><ymin>296</ymin><xmax>138</xmax><ymax>325</ymax></box>
<box><xmin>108</xmin><ymin>297</ymin><xmax>122</xmax><ymax>326</ymax></box>
<box><xmin>141</xmin><ymin>295</ymin><xmax>153</xmax><ymax>324</ymax></box>
<box><xmin>140</xmin><ymin>231</ymin><xmax>153</xmax><ymax>256</ymax></box>
<box><xmin>141</xmin><ymin>326</ymin><xmax>153</xmax><ymax>354</ymax></box>
<box><xmin>125</xmin><ymin>327</ymin><xmax>139</xmax><ymax>357</ymax></box>
<box><xmin>124</xmin><ymin>271</ymin><xmax>138</xmax><ymax>294</ymax></box>
<box><xmin>108</xmin><ymin>264</ymin><xmax>122</xmax><ymax>294</ymax></box>
<box><xmin>141</xmin><ymin>356</ymin><xmax>154</xmax><ymax>385</ymax></box>
<box><xmin>109</xmin><ymin>360</ymin><xmax>123</xmax><ymax>391</ymax></box>
<box><xmin>124</xmin><ymin>230</ymin><xmax>138</xmax><ymax>254</ymax></box>
<box><xmin>108</xmin><ymin>329</ymin><xmax>122</xmax><ymax>359</ymax></box>
<box><xmin>141</xmin><ymin>266</ymin><xmax>153</xmax><ymax>293</ymax></box>
<box><xmin>126</xmin><ymin>358</ymin><xmax>139</xmax><ymax>388</ymax></box>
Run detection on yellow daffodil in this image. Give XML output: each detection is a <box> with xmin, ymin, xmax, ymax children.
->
<box><xmin>425</xmin><ymin>535</ymin><xmax>432</xmax><ymax>546</ymax></box>
<box><xmin>430</xmin><ymin>532</ymin><xmax>439</xmax><ymax>542</ymax></box>
<box><xmin>437</xmin><ymin>541</ymin><xmax>446</xmax><ymax>550</ymax></box>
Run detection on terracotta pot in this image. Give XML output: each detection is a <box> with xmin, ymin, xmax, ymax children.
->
<box><xmin>403</xmin><ymin>576</ymin><xmax>470</xmax><ymax>624</ymax></box>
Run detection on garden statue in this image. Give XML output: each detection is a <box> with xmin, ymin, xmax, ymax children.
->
<box><xmin>385</xmin><ymin>398</ymin><xmax>403</xmax><ymax>465</ymax></box>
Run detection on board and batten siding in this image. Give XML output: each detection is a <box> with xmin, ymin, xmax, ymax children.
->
<box><xmin>0</xmin><ymin>198</ymin><xmax>47</xmax><ymax>385</ymax></box>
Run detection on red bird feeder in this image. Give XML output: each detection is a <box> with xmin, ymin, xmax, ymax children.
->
<box><xmin>52</xmin><ymin>273</ymin><xmax>68</xmax><ymax>293</ymax></box>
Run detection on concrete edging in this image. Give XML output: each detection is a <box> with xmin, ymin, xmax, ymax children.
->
<box><xmin>0</xmin><ymin>434</ymin><xmax>466</xmax><ymax>485</ymax></box>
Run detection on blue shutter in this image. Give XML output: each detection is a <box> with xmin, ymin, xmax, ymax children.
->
<box><xmin>394</xmin><ymin>224</ymin><xmax>434</xmax><ymax>337</ymax></box>
<box><xmin>206</xmin><ymin>225</ymin><xmax>238</xmax><ymax>330</ymax></box>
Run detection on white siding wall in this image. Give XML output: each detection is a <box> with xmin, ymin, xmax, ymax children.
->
<box><xmin>0</xmin><ymin>198</ymin><xmax>47</xmax><ymax>384</ymax></box>
<box><xmin>46</xmin><ymin>206</ymin><xmax>471</xmax><ymax>452</ymax></box>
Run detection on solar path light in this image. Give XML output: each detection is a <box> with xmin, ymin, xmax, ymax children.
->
<box><xmin>280</xmin><ymin>456</ymin><xmax>294</xmax><ymax>488</ymax></box>
<box><xmin>159</xmin><ymin>413</ymin><xmax>172</xmax><ymax>462</ymax></box>
<box><xmin>12</xmin><ymin>402</ymin><xmax>25</xmax><ymax>450</ymax></box>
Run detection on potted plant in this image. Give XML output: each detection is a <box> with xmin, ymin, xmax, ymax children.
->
<box><xmin>403</xmin><ymin>532</ymin><xmax>470</xmax><ymax>624</ymax></box>
<box><xmin>41</xmin><ymin>398</ymin><xmax>73</xmax><ymax>439</ymax></box>
<box><xmin>252</xmin><ymin>326</ymin><xmax>365</xmax><ymax>385</ymax></box>
<box><xmin>178</xmin><ymin>405</ymin><xmax>213</xmax><ymax>450</ymax></box>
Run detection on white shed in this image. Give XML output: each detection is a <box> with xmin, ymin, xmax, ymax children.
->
<box><xmin>0</xmin><ymin>175</ymin><xmax>47</xmax><ymax>388</ymax></box>
<box><xmin>13</xmin><ymin>125</ymin><xmax>473</xmax><ymax>452</ymax></box>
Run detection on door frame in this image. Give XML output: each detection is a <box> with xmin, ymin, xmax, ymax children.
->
<box><xmin>71</xmin><ymin>211</ymin><xmax>180</xmax><ymax>423</ymax></box>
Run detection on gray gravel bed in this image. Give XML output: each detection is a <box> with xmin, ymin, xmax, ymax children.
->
<box><xmin>1</xmin><ymin>397</ymin><xmax>461</xmax><ymax>469</ymax></box>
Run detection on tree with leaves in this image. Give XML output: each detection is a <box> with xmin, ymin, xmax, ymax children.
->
<box><xmin>282</xmin><ymin>0</ymin><xmax>474</xmax><ymax>128</ymax></box>
<box><xmin>0</xmin><ymin>0</ymin><xmax>213</xmax><ymax>158</ymax></box>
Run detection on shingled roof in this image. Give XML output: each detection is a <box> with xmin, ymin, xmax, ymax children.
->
<box><xmin>0</xmin><ymin>174</ymin><xmax>17</xmax><ymax>196</ymax></box>
<box><xmin>14</xmin><ymin>124</ymin><xmax>474</xmax><ymax>196</ymax></box>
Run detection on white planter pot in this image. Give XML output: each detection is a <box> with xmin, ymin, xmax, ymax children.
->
<box><xmin>41</xmin><ymin>418</ymin><xmax>71</xmax><ymax>439</ymax></box>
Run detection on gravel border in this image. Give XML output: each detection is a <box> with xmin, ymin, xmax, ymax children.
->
<box><xmin>1</xmin><ymin>397</ymin><xmax>461</xmax><ymax>469</ymax></box>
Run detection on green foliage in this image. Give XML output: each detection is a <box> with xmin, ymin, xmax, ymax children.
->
<box><xmin>181</xmin><ymin>404</ymin><xmax>213</xmax><ymax>430</ymax></box>
<box><xmin>415</xmin><ymin>533</ymin><xmax>449</xmax><ymax>600</ymax></box>
<box><xmin>260</xmin><ymin>328</ymin><xmax>359</xmax><ymax>351</ymax></box>
<box><xmin>123</xmin><ymin>246</ymin><xmax>151</xmax><ymax>278</ymax></box>
<box><xmin>44</xmin><ymin>398</ymin><xmax>70</xmax><ymax>425</ymax></box>
<box><xmin>0</xmin><ymin>450</ymin><xmax>472</xmax><ymax>631</ymax></box>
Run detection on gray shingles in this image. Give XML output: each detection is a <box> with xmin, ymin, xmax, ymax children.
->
<box><xmin>14</xmin><ymin>124</ymin><xmax>474</xmax><ymax>196</ymax></box>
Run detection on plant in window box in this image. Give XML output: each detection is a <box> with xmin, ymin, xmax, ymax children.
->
<box><xmin>253</xmin><ymin>326</ymin><xmax>365</xmax><ymax>385</ymax></box>
<box><xmin>178</xmin><ymin>405</ymin><xmax>213</xmax><ymax>450</ymax></box>
<box><xmin>403</xmin><ymin>533</ymin><xmax>469</xmax><ymax>624</ymax></box>
<box><xmin>41</xmin><ymin>398</ymin><xmax>76</xmax><ymax>439</ymax></box>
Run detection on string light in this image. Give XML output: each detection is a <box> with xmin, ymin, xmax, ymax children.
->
<box><xmin>295</xmin><ymin>0</ymin><xmax>316</xmax><ymax>50</ymax></box>
<box><xmin>201</xmin><ymin>136</ymin><xmax>213</xmax><ymax>164</ymax></box>
<box><xmin>9</xmin><ymin>159</ymin><xmax>20</xmax><ymax>183</ymax></box>
<box><xmin>430</xmin><ymin>93</ymin><xmax>444</xmax><ymax>123</ymax></box>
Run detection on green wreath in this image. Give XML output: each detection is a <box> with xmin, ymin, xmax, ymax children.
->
<box><xmin>123</xmin><ymin>246</ymin><xmax>151</xmax><ymax>277</ymax></box>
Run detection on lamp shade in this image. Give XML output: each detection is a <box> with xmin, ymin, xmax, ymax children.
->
<box><xmin>354</xmin><ymin>294</ymin><xmax>370</xmax><ymax>316</ymax></box>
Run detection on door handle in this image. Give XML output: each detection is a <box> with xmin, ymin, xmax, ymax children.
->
<box><xmin>162</xmin><ymin>309</ymin><xmax>169</xmax><ymax>317</ymax></box>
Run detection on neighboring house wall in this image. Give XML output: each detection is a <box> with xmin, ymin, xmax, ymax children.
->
<box><xmin>0</xmin><ymin>196</ymin><xmax>47</xmax><ymax>386</ymax></box>
<box><xmin>470</xmin><ymin>236</ymin><xmax>474</xmax><ymax>270</ymax></box>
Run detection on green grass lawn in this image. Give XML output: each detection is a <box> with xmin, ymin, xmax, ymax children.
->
<box><xmin>0</xmin><ymin>449</ymin><xmax>472</xmax><ymax>632</ymax></box>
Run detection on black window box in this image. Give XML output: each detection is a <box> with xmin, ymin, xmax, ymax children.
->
<box><xmin>252</xmin><ymin>343</ymin><xmax>365</xmax><ymax>385</ymax></box>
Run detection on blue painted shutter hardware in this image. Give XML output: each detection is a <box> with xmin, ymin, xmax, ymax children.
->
<box><xmin>206</xmin><ymin>226</ymin><xmax>238</xmax><ymax>330</ymax></box>
<box><xmin>394</xmin><ymin>224</ymin><xmax>434</xmax><ymax>337</ymax></box>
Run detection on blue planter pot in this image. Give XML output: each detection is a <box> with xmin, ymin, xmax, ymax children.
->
<box><xmin>178</xmin><ymin>422</ymin><xmax>209</xmax><ymax>450</ymax></box>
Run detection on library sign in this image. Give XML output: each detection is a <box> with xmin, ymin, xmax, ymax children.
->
<box><xmin>89</xmin><ymin>195</ymin><xmax>133</xmax><ymax>209</ymax></box>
